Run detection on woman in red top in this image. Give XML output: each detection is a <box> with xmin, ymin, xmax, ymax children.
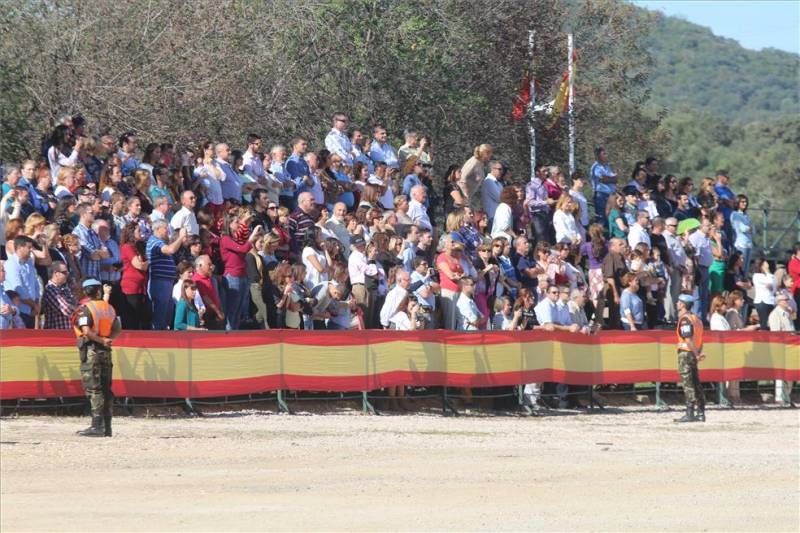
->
<box><xmin>789</xmin><ymin>243</ymin><xmax>800</xmax><ymax>330</ymax></box>
<box><xmin>220</xmin><ymin>211</ymin><xmax>263</xmax><ymax>330</ymax></box>
<box><xmin>119</xmin><ymin>222</ymin><xmax>150</xmax><ymax>329</ymax></box>
<box><xmin>544</xmin><ymin>165</ymin><xmax>565</xmax><ymax>205</ymax></box>
<box><xmin>436</xmin><ymin>237</ymin><xmax>466</xmax><ymax>330</ymax></box>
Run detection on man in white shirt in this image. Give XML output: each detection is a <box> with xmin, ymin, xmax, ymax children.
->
<box><xmin>663</xmin><ymin>217</ymin><xmax>686</xmax><ymax>323</ymax></box>
<box><xmin>769</xmin><ymin>293</ymin><xmax>796</xmax><ymax>406</ymax></box>
<box><xmin>480</xmin><ymin>161</ymin><xmax>505</xmax><ymax>222</ymax></box>
<box><xmin>324</xmin><ymin>112</ymin><xmax>354</xmax><ymax>167</ymax></box>
<box><xmin>325</xmin><ymin>202</ymin><xmax>351</xmax><ymax>258</ymax></box>
<box><xmin>170</xmin><ymin>190</ymin><xmax>199</xmax><ymax>236</ymax></box>
<box><xmin>456</xmin><ymin>277</ymin><xmax>482</xmax><ymax>331</ymax></box>
<box><xmin>522</xmin><ymin>286</ymin><xmax>580</xmax><ymax>409</ymax></box>
<box><xmin>369</xmin><ymin>125</ymin><xmax>399</xmax><ymax>169</ymax></box>
<box><xmin>348</xmin><ymin>235</ymin><xmax>377</xmax><ymax>320</ymax></box>
<box><xmin>627</xmin><ymin>210</ymin><xmax>652</xmax><ymax>249</ymax></box>
<box><xmin>380</xmin><ymin>269</ymin><xmax>411</xmax><ymax>328</ymax></box>
<box><xmin>407</xmin><ymin>185</ymin><xmax>432</xmax><ymax>232</ymax></box>
<box><xmin>242</xmin><ymin>134</ymin><xmax>265</xmax><ymax>181</ymax></box>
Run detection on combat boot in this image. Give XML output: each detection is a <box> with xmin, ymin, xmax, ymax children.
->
<box><xmin>673</xmin><ymin>403</ymin><xmax>696</xmax><ymax>423</ymax></box>
<box><xmin>695</xmin><ymin>404</ymin><xmax>706</xmax><ymax>422</ymax></box>
<box><xmin>104</xmin><ymin>416</ymin><xmax>112</xmax><ymax>437</ymax></box>
<box><xmin>77</xmin><ymin>416</ymin><xmax>105</xmax><ymax>437</ymax></box>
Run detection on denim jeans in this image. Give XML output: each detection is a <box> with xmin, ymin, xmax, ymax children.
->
<box><xmin>148</xmin><ymin>278</ymin><xmax>175</xmax><ymax>330</ymax></box>
<box><xmin>696</xmin><ymin>265</ymin><xmax>710</xmax><ymax>323</ymax></box>
<box><xmin>224</xmin><ymin>275</ymin><xmax>249</xmax><ymax>330</ymax></box>
<box><xmin>594</xmin><ymin>192</ymin><xmax>610</xmax><ymax>228</ymax></box>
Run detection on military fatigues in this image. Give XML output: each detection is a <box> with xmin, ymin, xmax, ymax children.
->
<box><xmin>676</xmin><ymin>313</ymin><xmax>705</xmax><ymax>422</ymax></box>
<box><xmin>677</xmin><ymin>350</ymin><xmax>704</xmax><ymax>409</ymax></box>
<box><xmin>75</xmin><ymin>300</ymin><xmax>117</xmax><ymax>435</ymax></box>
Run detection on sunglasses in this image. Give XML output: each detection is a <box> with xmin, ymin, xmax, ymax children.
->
<box><xmin>267</xmin><ymin>206</ymin><xmax>278</xmax><ymax>210</ymax></box>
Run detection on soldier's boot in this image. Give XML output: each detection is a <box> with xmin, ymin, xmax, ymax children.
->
<box><xmin>673</xmin><ymin>403</ymin><xmax>696</xmax><ymax>423</ymax></box>
<box><xmin>103</xmin><ymin>416</ymin><xmax>112</xmax><ymax>437</ymax></box>
<box><xmin>77</xmin><ymin>416</ymin><xmax>105</xmax><ymax>437</ymax></box>
<box><xmin>695</xmin><ymin>404</ymin><xmax>706</xmax><ymax>422</ymax></box>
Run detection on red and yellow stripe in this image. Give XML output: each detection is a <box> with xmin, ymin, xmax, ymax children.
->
<box><xmin>1</xmin><ymin>330</ymin><xmax>797</xmax><ymax>399</ymax></box>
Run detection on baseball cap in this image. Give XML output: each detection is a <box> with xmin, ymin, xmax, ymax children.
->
<box><xmin>677</xmin><ymin>294</ymin><xmax>694</xmax><ymax>305</ymax></box>
<box><xmin>82</xmin><ymin>278</ymin><xmax>102</xmax><ymax>289</ymax></box>
<box><xmin>350</xmin><ymin>234</ymin><xmax>366</xmax><ymax>247</ymax></box>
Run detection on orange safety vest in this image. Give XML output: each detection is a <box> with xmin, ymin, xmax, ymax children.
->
<box><xmin>676</xmin><ymin>313</ymin><xmax>703</xmax><ymax>352</ymax></box>
<box><xmin>73</xmin><ymin>300</ymin><xmax>117</xmax><ymax>339</ymax></box>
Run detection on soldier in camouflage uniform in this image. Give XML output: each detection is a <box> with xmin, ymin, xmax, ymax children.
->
<box><xmin>73</xmin><ymin>279</ymin><xmax>121</xmax><ymax>437</ymax></box>
<box><xmin>674</xmin><ymin>294</ymin><xmax>706</xmax><ymax>423</ymax></box>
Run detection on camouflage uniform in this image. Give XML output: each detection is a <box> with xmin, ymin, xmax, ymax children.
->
<box><xmin>675</xmin><ymin>311</ymin><xmax>706</xmax><ymax>422</ymax></box>
<box><xmin>76</xmin><ymin>304</ymin><xmax>114</xmax><ymax>425</ymax></box>
<box><xmin>677</xmin><ymin>350</ymin><xmax>704</xmax><ymax>409</ymax></box>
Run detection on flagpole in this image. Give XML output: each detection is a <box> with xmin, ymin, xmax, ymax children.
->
<box><xmin>568</xmin><ymin>33</ymin><xmax>576</xmax><ymax>176</ymax></box>
<box><xmin>527</xmin><ymin>29</ymin><xmax>536</xmax><ymax>181</ymax></box>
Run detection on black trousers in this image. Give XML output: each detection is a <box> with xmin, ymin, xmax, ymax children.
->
<box><xmin>122</xmin><ymin>293</ymin><xmax>152</xmax><ymax>330</ymax></box>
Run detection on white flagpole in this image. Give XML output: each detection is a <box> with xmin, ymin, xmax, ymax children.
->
<box><xmin>568</xmin><ymin>33</ymin><xmax>576</xmax><ymax>176</ymax></box>
<box><xmin>528</xmin><ymin>29</ymin><xmax>536</xmax><ymax>181</ymax></box>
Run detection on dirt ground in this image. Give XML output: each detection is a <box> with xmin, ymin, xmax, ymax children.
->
<box><xmin>1</xmin><ymin>404</ymin><xmax>798</xmax><ymax>532</ymax></box>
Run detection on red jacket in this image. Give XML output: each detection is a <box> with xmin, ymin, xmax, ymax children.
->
<box><xmin>788</xmin><ymin>256</ymin><xmax>800</xmax><ymax>296</ymax></box>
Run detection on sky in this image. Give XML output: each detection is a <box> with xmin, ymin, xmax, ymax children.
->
<box><xmin>631</xmin><ymin>0</ymin><xmax>800</xmax><ymax>54</ymax></box>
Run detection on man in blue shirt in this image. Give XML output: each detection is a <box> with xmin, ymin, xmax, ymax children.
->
<box><xmin>117</xmin><ymin>132</ymin><xmax>139</xmax><ymax>176</ymax></box>
<box><xmin>590</xmin><ymin>146</ymin><xmax>617</xmax><ymax>227</ymax></box>
<box><xmin>72</xmin><ymin>203</ymin><xmax>109</xmax><ymax>280</ymax></box>
<box><xmin>285</xmin><ymin>138</ymin><xmax>315</xmax><ymax>204</ymax></box>
<box><xmin>3</xmin><ymin>236</ymin><xmax>40</xmax><ymax>327</ymax></box>
<box><xmin>513</xmin><ymin>237</ymin><xmax>540</xmax><ymax>290</ymax></box>
<box><xmin>214</xmin><ymin>143</ymin><xmax>242</xmax><ymax>203</ymax></box>
<box><xmin>146</xmin><ymin>221</ymin><xmax>187</xmax><ymax>330</ymax></box>
<box><xmin>402</xmin><ymin>160</ymin><xmax>428</xmax><ymax>201</ymax></box>
<box><xmin>714</xmin><ymin>170</ymin><xmax>736</xmax><ymax>242</ymax></box>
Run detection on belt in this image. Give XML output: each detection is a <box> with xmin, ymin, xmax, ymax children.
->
<box><xmin>352</xmin><ymin>283</ymin><xmax>365</xmax><ymax>286</ymax></box>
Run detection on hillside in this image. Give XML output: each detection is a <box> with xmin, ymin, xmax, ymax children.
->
<box><xmin>634</xmin><ymin>7</ymin><xmax>799</xmax><ymax>252</ymax></box>
<box><xmin>644</xmin><ymin>12</ymin><xmax>800</xmax><ymax>124</ymax></box>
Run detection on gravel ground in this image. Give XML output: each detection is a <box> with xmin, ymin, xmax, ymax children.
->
<box><xmin>1</xmin><ymin>405</ymin><xmax>798</xmax><ymax>532</ymax></box>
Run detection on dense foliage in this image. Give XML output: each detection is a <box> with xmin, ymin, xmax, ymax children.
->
<box><xmin>0</xmin><ymin>0</ymin><xmax>658</xmax><ymax>179</ymax></box>
<box><xmin>0</xmin><ymin>0</ymin><xmax>796</xmax><ymax>241</ymax></box>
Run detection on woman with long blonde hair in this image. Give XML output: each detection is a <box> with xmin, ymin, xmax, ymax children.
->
<box><xmin>552</xmin><ymin>194</ymin><xmax>581</xmax><ymax>245</ymax></box>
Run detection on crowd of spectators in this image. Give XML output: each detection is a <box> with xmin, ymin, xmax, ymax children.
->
<box><xmin>2</xmin><ymin>115</ymin><xmax>799</xmax><ymax>334</ymax></box>
<box><xmin>1</xmin><ymin>113</ymin><xmax>798</xmax><ymax>404</ymax></box>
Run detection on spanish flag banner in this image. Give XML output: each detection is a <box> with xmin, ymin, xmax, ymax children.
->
<box><xmin>547</xmin><ymin>50</ymin><xmax>578</xmax><ymax>130</ymax></box>
<box><xmin>0</xmin><ymin>330</ymin><xmax>797</xmax><ymax>400</ymax></box>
